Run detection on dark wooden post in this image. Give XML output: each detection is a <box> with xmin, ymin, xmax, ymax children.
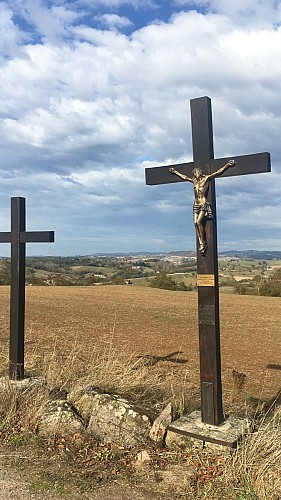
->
<box><xmin>10</xmin><ymin>198</ymin><xmax>26</xmax><ymax>379</ymax></box>
<box><xmin>191</xmin><ymin>97</ymin><xmax>223</xmax><ymax>425</ymax></box>
<box><xmin>0</xmin><ymin>197</ymin><xmax>55</xmax><ymax>380</ymax></box>
<box><xmin>145</xmin><ymin>96</ymin><xmax>271</xmax><ymax>426</ymax></box>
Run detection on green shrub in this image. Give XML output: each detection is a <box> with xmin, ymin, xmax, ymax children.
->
<box><xmin>150</xmin><ymin>273</ymin><xmax>178</xmax><ymax>290</ymax></box>
<box><xmin>233</xmin><ymin>282</ymin><xmax>257</xmax><ymax>295</ymax></box>
<box><xmin>149</xmin><ymin>273</ymin><xmax>192</xmax><ymax>291</ymax></box>
<box><xmin>0</xmin><ymin>260</ymin><xmax>10</xmax><ymax>285</ymax></box>
<box><xmin>259</xmin><ymin>269</ymin><xmax>281</xmax><ymax>297</ymax></box>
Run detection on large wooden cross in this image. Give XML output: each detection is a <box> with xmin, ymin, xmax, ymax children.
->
<box><xmin>0</xmin><ymin>197</ymin><xmax>54</xmax><ymax>380</ymax></box>
<box><xmin>145</xmin><ymin>96</ymin><xmax>271</xmax><ymax>426</ymax></box>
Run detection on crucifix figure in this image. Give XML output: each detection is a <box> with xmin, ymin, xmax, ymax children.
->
<box><xmin>0</xmin><ymin>197</ymin><xmax>55</xmax><ymax>380</ymax></box>
<box><xmin>145</xmin><ymin>96</ymin><xmax>270</xmax><ymax>429</ymax></box>
<box><xmin>169</xmin><ymin>159</ymin><xmax>235</xmax><ymax>254</ymax></box>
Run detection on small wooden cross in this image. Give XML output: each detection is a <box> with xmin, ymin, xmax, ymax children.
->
<box><xmin>145</xmin><ymin>96</ymin><xmax>271</xmax><ymax>426</ymax></box>
<box><xmin>0</xmin><ymin>197</ymin><xmax>55</xmax><ymax>380</ymax></box>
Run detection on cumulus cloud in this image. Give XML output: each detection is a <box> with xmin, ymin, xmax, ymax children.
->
<box><xmin>4</xmin><ymin>0</ymin><xmax>83</xmax><ymax>43</ymax></box>
<box><xmin>76</xmin><ymin>0</ymin><xmax>158</xmax><ymax>8</ymax></box>
<box><xmin>94</xmin><ymin>13</ymin><xmax>133</xmax><ymax>29</ymax></box>
<box><xmin>0</xmin><ymin>1</ymin><xmax>280</xmax><ymax>254</ymax></box>
<box><xmin>173</xmin><ymin>0</ymin><xmax>281</xmax><ymax>28</ymax></box>
<box><xmin>0</xmin><ymin>3</ymin><xmax>26</xmax><ymax>57</ymax></box>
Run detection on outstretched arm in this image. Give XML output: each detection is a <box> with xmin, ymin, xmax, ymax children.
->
<box><xmin>207</xmin><ymin>159</ymin><xmax>236</xmax><ymax>180</ymax></box>
<box><xmin>169</xmin><ymin>167</ymin><xmax>193</xmax><ymax>183</ymax></box>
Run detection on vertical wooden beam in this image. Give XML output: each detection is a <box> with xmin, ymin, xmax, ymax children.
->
<box><xmin>190</xmin><ymin>97</ymin><xmax>224</xmax><ymax>425</ymax></box>
<box><xmin>9</xmin><ymin>197</ymin><xmax>26</xmax><ymax>380</ymax></box>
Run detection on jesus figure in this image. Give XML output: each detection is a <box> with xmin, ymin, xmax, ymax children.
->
<box><xmin>169</xmin><ymin>159</ymin><xmax>235</xmax><ymax>255</ymax></box>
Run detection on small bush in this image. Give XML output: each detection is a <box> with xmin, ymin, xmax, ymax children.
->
<box><xmin>233</xmin><ymin>282</ymin><xmax>257</xmax><ymax>295</ymax></box>
<box><xmin>259</xmin><ymin>269</ymin><xmax>281</xmax><ymax>297</ymax></box>
<box><xmin>149</xmin><ymin>273</ymin><xmax>193</xmax><ymax>291</ymax></box>
<box><xmin>0</xmin><ymin>260</ymin><xmax>10</xmax><ymax>285</ymax></box>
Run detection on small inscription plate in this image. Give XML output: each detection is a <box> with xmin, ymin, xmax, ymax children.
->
<box><xmin>197</xmin><ymin>274</ymin><xmax>215</xmax><ymax>287</ymax></box>
<box><xmin>199</xmin><ymin>305</ymin><xmax>215</xmax><ymax>325</ymax></box>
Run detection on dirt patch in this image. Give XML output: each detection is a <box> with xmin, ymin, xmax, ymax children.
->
<box><xmin>0</xmin><ymin>465</ymin><xmax>166</xmax><ymax>500</ymax></box>
<box><xmin>0</xmin><ymin>441</ymin><xmax>200</xmax><ymax>500</ymax></box>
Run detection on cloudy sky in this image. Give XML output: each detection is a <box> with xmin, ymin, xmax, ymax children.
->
<box><xmin>0</xmin><ymin>0</ymin><xmax>280</xmax><ymax>256</ymax></box>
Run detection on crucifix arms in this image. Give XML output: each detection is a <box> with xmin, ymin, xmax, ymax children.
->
<box><xmin>169</xmin><ymin>167</ymin><xmax>193</xmax><ymax>183</ymax></box>
<box><xmin>169</xmin><ymin>159</ymin><xmax>235</xmax><ymax>183</ymax></box>
<box><xmin>207</xmin><ymin>159</ymin><xmax>236</xmax><ymax>180</ymax></box>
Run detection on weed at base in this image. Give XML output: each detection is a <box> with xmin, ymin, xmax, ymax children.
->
<box><xmin>231</xmin><ymin>488</ymin><xmax>259</xmax><ymax>500</ymax></box>
<box><xmin>29</xmin><ymin>472</ymin><xmax>100</xmax><ymax>496</ymax></box>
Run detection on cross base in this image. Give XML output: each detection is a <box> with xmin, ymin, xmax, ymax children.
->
<box><xmin>0</xmin><ymin>376</ymin><xmax>44</xmax><ymax>399</ymax></box>
<box><xmin>166</xmin><ymin>411</ymin><xmax>251</xmax><ymax>450</ymax></box>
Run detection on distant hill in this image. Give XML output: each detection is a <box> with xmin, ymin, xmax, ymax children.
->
<box><xmin>167</xmin><ymin>250</ymin><xmax>196</xmax><ymax>257</ymax></box>
<box><xmin>220</xmin><ymin>250</ymin><xmax>281</xmax><ymax>260</ymax></box>
<box><xmin>1</xmin><ymin>249</ymin><xmax>280</xmax><ymax>260</ymax></box>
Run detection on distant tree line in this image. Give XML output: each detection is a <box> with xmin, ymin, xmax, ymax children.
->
<box><xmin>0</xmin><ymin>256</ymin><xmax>280</xmax><ymax>296</ymax></box>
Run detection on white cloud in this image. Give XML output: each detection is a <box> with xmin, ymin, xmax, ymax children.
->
<box><xmin>76</xmin><ymin>0</ymin><xmax>158</xmax><ymax>8</ymax></box>
<box><xmin>211</xmin><ymin>0</ymin><xmax>281</xmax><ymax>25</ymax></box>
<box><xmin>2</xmin><ymin>10</ymin><xmax>281</xmax><ymax>161</ymax></box>
<box><xmin>174</xmin><ymin>0</ymin><xmax>207</xmax><ymax>5</ymax></box>
<box><xmin>94</xmin><ymin>13</ymin><xmax>133</xmax><ymax>29</ymax></box>
<box><xmin>0</xmin><ymin>4</ymin><xmax>280</xmax><ymax>254</ymax></box>
<box><xmin>0</xmin><ymin>3</ymin><xmax>26</xmax><ymax>57</ymax></box>
<box><xmin>5</xmin><ymin>0</ymin><xmax>83</xmax><ymax>43</ymax></box>
<box><xmin>174</xmin><ymin>0</ymin><xmax>281</xmax><ymax>26</ymax></box>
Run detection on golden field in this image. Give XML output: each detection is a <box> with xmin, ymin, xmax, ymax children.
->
<box><xmin>0</xmin><ymin>285</ymin><xmax>280</xmax><ymax>406</ymax></box>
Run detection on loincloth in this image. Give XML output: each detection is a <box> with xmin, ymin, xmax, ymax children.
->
<box><xmin>193</xmin><ymin>202</ymin><xmax>213</xmax><ymax>219</ymax></box>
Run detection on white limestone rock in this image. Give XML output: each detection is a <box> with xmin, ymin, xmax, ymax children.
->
<box><xmin>87</xmin><ymin>393</ymin><xmax>152</xmax><ymax>447</ymax></box>
<box><xmin>149</xmin><ymin>403</ymin><xmax>174</xmax><ymax>444</ymax></box>
<box><xmin>36</xmin><ymin>399</ymin><xmax>84</xmax><ymax>438</ymax></box>
<box><xmin>135</xmin><ymin>449</ymin><xmax>152</xmax><ymax>466</ymax></box>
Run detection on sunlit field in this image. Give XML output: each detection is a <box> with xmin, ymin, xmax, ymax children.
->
<box><xmin>0</xmin><ymin>285</ymin><xmax>279</xmax><ymax>405</ymax></box>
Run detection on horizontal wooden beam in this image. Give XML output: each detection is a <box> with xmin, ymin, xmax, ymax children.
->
<box><xmin>211</xmin><ymin>152</ymin><xmax>271</xmax><ymax>178</ymax></box>
<box><xmin>145</xmin><ymin>152</ymin><xmax>270</xmax><ymax>186</ymax></box>
<box><xmin>20</xmin><ymin>231</ymin><xmax>55</xmax><ymax>243</ymax></box>
<box><xmin>0</xmin><ymin>231</ymin><xmax>55</xmax><ymax>243</ymax></box>
<box><xmin>145</xmin><ymin>161</ymin><xmax>194</xmax><ymax>185</ymax></box>
<box><xmin>0</xmin><ymin>233</ymin><xmax>11</xmax><ymax>243</ymax></box>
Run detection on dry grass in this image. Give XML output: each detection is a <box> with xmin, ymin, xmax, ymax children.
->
<box><xmin>228</xmin><ymin>410</ymin><xmax>281</xmax><ymax>499</ymax></box>
<box><xmin>0</xmin><ymin>285</ymin><xmax>280</xmax><ymax>498</ymax></box>
<box><xmin>0</xmin><ymin>285</ymin><xmax>280</xmax><ymax>404</ymax></box>
<box><xmin>0</xmin><ymin>351</ymin><xmax>279</xmax><ymax>499</ymax></box>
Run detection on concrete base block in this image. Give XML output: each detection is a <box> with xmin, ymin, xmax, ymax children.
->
<box><xmin>166</xmin><ymin>411</ymin><xmax>251</xmax><ymax>453</ymax></box>
<box><xmin>0</xmin><ymin>376</ymin><xmax>44</xmax><ymax>394</ymax></box>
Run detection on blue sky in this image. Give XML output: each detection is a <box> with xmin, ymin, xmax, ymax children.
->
<box><xmin>0</xmin><ymin>0</ymin><xmax>281</xmax><ymax>256</ymax></box>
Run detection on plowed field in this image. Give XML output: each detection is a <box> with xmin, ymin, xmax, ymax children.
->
<box><xmin>0</xmin><ymin>286</ymin><xmax>280</xmax><ymax>403</ymax></box>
